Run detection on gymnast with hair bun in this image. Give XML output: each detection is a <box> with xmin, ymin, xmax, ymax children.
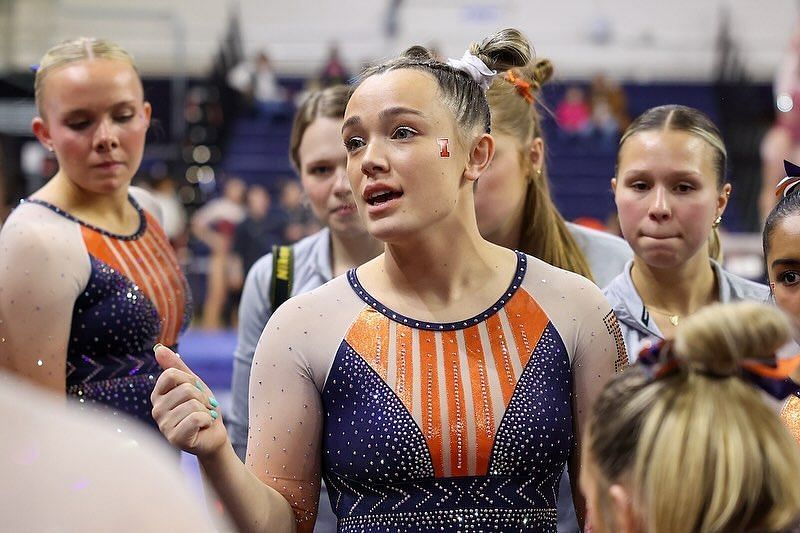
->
<box><xmin>150</xmin><ymin>28</ymin><xmax>623</xmax><ymax>532</ymax></box>
<box><xmin>0</xmin><ymin>37</ymin><xmax>190</xmax><ymax>431</ymax></box>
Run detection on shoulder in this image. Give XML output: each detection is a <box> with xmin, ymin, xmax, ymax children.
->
<box><xmin>520</xmin><ymin>253</ymin><xmax>610</xmax><ymax>323</ymax></box>
<box><xmin>129</xmin><ymin>186</ymin><xmax>164</xmax><ymax>225</ymax></box>
<box><xmin>567</xmin><ymin>222</ymin><xmax>631</xmax><ymax>254</ymax></box>
<box><xmin>718</xmin><ymin>266</ymin><xmax>771</xmax><ymax>302</ymax></box>
<box><xmin>0</xmin><ymin>201</ymin><xmax>82</xmax><ymax>257</ymax></box>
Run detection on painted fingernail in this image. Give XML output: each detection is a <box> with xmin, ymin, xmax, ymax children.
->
<box><xmin>153</xmin><ymin>343</ymin><xmax>164</xmax><ymax>353</ymax></box>
<box><xmin>195</xmin><ymin>380</ymin><xmax>204</xmax><ymax>392</ymax></box>
<box><xmin>209</xmin><ymin>410</ymin><xmax>219</xmax><ymax>420</ymax></box>
<box><xmin>209</xmin><ymin>397</ymin><xmax>219</xmax><ymax>408</ymax></box>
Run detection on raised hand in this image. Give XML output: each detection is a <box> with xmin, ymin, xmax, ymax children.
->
<box><xmin>151</xmin><ymin>344</ymin><xmax>228</xmax><ymax>457</ymax></box>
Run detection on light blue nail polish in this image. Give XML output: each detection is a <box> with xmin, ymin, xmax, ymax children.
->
<box><xmin>209</xmin><ymin>397</ymin><xmax>219</xmax><ymax>408</ymax></box>
<box><xmin>195</xmin><ymin>380</ymin><xmax>204</xmax><ymax>392</ymax></box>
<box><xmin>209</xmin><ymin>410</ymin><xmax>218</xmax><ymax>420</ymax></box>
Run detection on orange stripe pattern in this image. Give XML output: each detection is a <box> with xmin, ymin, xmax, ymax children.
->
<box><xmin>80</xmin><ymin>211</ymin><xmax>188</xmax><ymax>345</ymax></box>
<box><xmin>345</xmin><ymin>288</ymin><xmax>549</xmax><ymax>478</ymax></box>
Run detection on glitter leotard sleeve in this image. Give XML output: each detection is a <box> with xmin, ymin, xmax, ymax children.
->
<box><xmin>248</xmin><ymin>252</ymin><xmax>624</xmax><ymax>532</ymax></box>
<box><xmin>0</xmin><ymin>196</ymin><xmax>191</xmax><ymax>429</ymax></box>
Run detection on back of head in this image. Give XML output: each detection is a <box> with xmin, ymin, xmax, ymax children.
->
<box><xmin>484</xmin><ymin>51</ymin><xmax>594</xmax><ymax>280</ymax></box>
<box><xmin>588</xmin><ymin>302</ymin><xmax>800</xmax><ymax>532</ymax></box>
<box><xmin>618</xmin><ymin>104</ymin><xmax>728</xmax><ymax>261</ymax></box>
<box><xmin>360</xmin><ymin>28</ymin><xmax>532</xmax><ymax>143</ymax></box>
<box><xmin>35</xmin><ymin>37</ymin><xmax>139</xmax><ymax>115</ymax></box>
<box><xmin>289</xmin><ymin>84</ymin><xmax>354</xmax><ymax>173</ymax></box>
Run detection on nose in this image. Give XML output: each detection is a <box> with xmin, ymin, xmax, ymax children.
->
<box><xmin>332</xmin><ymin>164</ymin><xmax>351</xmax><ymax>196</ymax></box>
<box><xmin>93</xmin><ymin>117</ymin><xmax>119</xmax><ymax>152</ymax></box>
<box><xmin>648</xmin><ymin>186</ymin><xmax>671</xmax><ymax>221</ymax></box>
<box><xmin>359</xmin><ymin>139</ymin><xmax>389</xmax><ymax>178</ymax></box>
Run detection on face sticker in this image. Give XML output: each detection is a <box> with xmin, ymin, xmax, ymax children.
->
<box><xmin>437</xmin><ymin>138</ymin><xmax>450</xmax><ymax>158</ymax></box>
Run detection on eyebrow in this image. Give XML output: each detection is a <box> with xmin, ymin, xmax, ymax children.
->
<box><xmin>342</xmin><ymin>106</ymin><xmax>427</xmax><ymax>133</ymax></box>
<box><xmin>771</xmin><ymin>258</ymin><xmax>800</xmax><ymax>269</ymax></box>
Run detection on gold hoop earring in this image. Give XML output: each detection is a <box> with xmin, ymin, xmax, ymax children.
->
<box><xmin>712</xmin><ymin>215</ymin><xmax>722</xmax><ymax>228</ymax></box>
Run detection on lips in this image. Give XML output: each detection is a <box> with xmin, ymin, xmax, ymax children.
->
<box><xmin>94</xmin><ymin>160</ymin><xmax>123</xmax><ymax>170</ymax></box>
<box><xmin>363</xmin><ymin>184</ymin><xmax>403</xmax><ymax>206</ymax></box>
<box><xmin>331</xmin><ymin>202</ymin><xmax>357</xmax><ymax>215</ymax></box>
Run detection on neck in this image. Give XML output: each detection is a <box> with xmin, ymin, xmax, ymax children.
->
<box><xmin>380</xmin><ymin>216</ymin><xmax>502</xmax><ymax>304</ymax></box>
<box><xmin>42</xmin><ymin>172</ymin><xmax>130</xmax><ymax>217</ymax></box>
<box><xmin>631</xmin><ymin>251</ymin><xmax>718</xmax><ymax>316</ymax></box>
<box><xmin>329</xmin><ymin>229</ymin><xmax>383</xmax><ymax>277</ymax></box>
<box><xmin>485</xmin><ymin>209</ymin><xmax>523</xmax><ymax>251</ymax></box>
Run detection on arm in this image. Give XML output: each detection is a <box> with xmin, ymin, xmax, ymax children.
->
<box><xmin>568</xmin><ymin>293</ymin><xmax>626</xmax><ymax>529</ymax></box>
<box><xmin>0</xmin><ymin>208</ymin><xmax>88</xmax><ymax>394</ymax></box>
<box><xmin>152</xmin><ymin>296</ymin><xmax>323</xmax><ymax>533</ymax></box>
<box><xmin>229</xmin><ymin>254</ymin><xmax>275</xmax><ymax>459</ymax></box>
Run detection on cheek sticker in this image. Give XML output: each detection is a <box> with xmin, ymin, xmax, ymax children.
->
<box><xmin>437</xmin><ymin>138</ymin><xmax>450</xmax><ymax>158</ymax></box>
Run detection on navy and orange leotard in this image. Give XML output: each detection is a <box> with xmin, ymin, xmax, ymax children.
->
<box><xmin>244</xmin><ymin>251</ymin><xmax>625</xmax><ymax>532</ymax></box>
<box><xmin>2</xmin><ymin>194</ymin><xmax>190</xmax><ymax>428</ymax></box>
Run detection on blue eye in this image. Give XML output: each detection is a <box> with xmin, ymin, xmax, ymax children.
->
<box><xmin>391</xmin><ymin>126</ymin><xmax>417</xmax><ymax>140</ymax></box>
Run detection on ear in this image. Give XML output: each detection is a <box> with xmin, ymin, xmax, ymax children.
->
<box><xmin>465</xmin><ymin>133</ymin><xmax>495</xmax><ymax>183</ymax></box>
<box><xmin>716</xmin><ymin>182</ymin><xmax>732</xmax><ymax>218</ymax></box>
<box><xmin>32</xmin><ymin>116</ymin><xmax>52</xmax><ymax>151</ymax></box>
<box><xmin>529</xmin><ymin>136</ymin><xmax>544</xmax><ymax>171</ymax></box>
<box><xmin>611</xmin><ymin>177</ymin><xmax>617</xmax><ymax>193</ymax></box>
<box><xmin>609</xmin><ymin>484</ymin><xmax>637</xmax><ymax>533</ymax></box>
<box><xmin>143</xmin><ymin>101</ymin><xmax>152</xmax><ymax>126</ymax></box>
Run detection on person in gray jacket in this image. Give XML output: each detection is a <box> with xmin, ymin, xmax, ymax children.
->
<box><xmin>473</xmin><ymin>56</ymin><xmax>631</xmax><ymax>289</ymax></box>
<box><xmin>228</xmin><ymin>85</ymin><xmax>382</xmax><ymax>532</ymax></box>
<box><xmin>603</xmin><ymin>105</ymin><xmax>768</xmax><ymax>360</ymax></box>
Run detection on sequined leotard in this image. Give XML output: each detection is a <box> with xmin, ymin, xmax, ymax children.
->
<box><xmin>0</xmin><ymin>192</ymin><xmax>190</xmax><ymax>428</ymax></box>
<box><xmin>245</xmin><ymin>252</ymin><xmax>625</xmax><ymax>532</ymax></box>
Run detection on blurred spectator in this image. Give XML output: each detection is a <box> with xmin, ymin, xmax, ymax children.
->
<box><xmin>279</xmin><ymin>179</ymin><xmax>320</xmax><ymax>242</ymax></box>
<box><xmin>232</xmin><ymin>185</ymin><xmax>287</xmax><ymax>281</ymax></box>
<box><xmin>148</xmin><ymin>176</ymin><xmax>188</xmax><ymax>245</ymax></box>
<box><xmin>227</xmin><ymin>50</ymin><xmax>289</xmax><ymax>120</ymax></box>
<box><xmin>555</xmin><ymin>86</ymin><xmax>592</xmax><ymax>138</ymax></box>
<box><xmin>191</xmin><ymin>177</ymin><xmax>246</xmax><ymax>329</ymax></box>
<box><xmin>320</xmin><ymin>43</ymin><xmax>350</xmax><ymax>87</ymax></box>
<box><xmin>760</xmin><ymin>23</ymin><xmax>800</xmax><ymax>223</ymax></box>
<box><xmin>590</xmin><ymin>74</ymin><xmax>630</xmax><ymax>148</ymax></box>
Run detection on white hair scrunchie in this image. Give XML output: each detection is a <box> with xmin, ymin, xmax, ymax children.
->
<box><xmin>446</xmin><ymin>51</ymin><xmax>497</xmax><ymax>91</ymax></box>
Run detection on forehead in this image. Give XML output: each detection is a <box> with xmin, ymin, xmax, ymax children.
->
<box><xmin>619</xmin><ymin>129</ymin><xmax>716</xmax><ymax>174</ymax></box>
<box><xmin>346</xmin><ymin>68</ymin><xmax>447</xmax><ymax>123</ymax></box>
<box><xmin>770</xmin><ymin>215</ymin><xmax>800</xmax><ymax>256</ymax></box>
<box><xmin>40</xmin><ymin>59</ymin><xmax>143</xmax><ymax>112</ymax></box>
<box><xmin>298</xmin><ymin>116</ymin><xmax>345</xmax><ymax>159</ymax></box>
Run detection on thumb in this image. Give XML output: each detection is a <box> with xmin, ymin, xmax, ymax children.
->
<box><xmin>153</xmin><ymin>343</ymin><xmax>194</xmax><ymax>375</ymax></box>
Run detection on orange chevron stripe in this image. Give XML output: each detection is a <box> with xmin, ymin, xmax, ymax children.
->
<box><xmin>504</xmin><ymin>289</ymin><xmax>549</xmax><ymax>368</ymax></box>
<box><xmin>394</xmin><ymin>323</ymin><xmax>414</xmax><ymax>410</ymax></box>
<box><xmin>486</xmin><ymin>314</ymin><xmax>516</xmax><ymax>405</ymax></box>
<box><xmin>441</xmin><ymin>330</ymin><xmax>468</xmax><ymax>477</ymax></box>
<box><xmin>418</xmin><ymin>329</ymin><xmax>444</xmax><ymax>477</ymax></box>
<box><xmin>345</xmin><ymin>308</ymin><xmax>390</xmax><ymax>382</ymax></box>
<box><xmin>463</xmin><ymin>322</ymin><xmax>494</xmax><ymax>475</ymax></box>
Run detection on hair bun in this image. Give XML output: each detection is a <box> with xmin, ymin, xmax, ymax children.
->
<box><xmin>673</xmin><ymin>302</ymin><xmax>790</xmax><ymax>376</ymax></box>
<box><xmin>401</xmin><ymin>45</ymin><xmax>435</xmax><ymax>62</ymax></box>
